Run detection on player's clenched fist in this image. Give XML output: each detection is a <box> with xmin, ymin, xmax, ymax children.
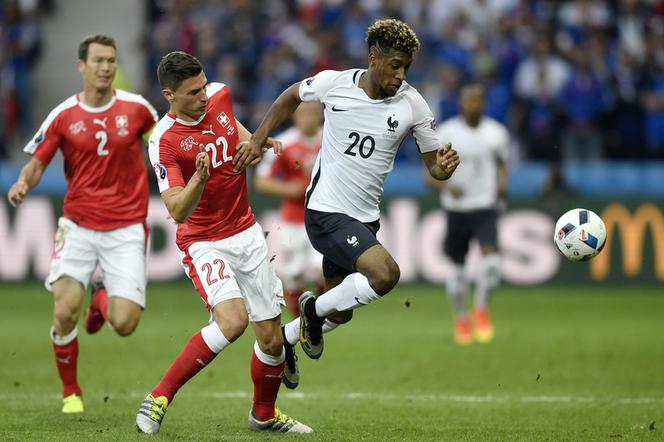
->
<box><xmin>196</xmin><ymin>145</ymin><xmax>210</xmax><ymax>182</ymax></box>
<box><xmin>437</xmin><ymin>142</ymin><xmax>460</xmax><ymax>179</ymax></box>
<box><xmin>7</xmin><ymin>181</ymin><xmax>29</xmax><ymax>207</ymax></box>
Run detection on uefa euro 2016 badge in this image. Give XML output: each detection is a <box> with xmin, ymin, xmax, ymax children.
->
<box><xmin>153</xmin><ymin>163</ymin><xmax>167</xmax><ymax>182</ymax></box>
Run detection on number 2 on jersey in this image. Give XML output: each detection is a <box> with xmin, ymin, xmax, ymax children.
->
<box><xmin>344</xmin><ymin>132</ymin><xmax>375</xmax><ymax>159</ymax></box>
<box><xmin>205</xmin><ymin>136</ymin><xmax>233</xmax><ymax>168</ymax></box>
<box><xmin>95</xmin><ymin>131</ymin><xmax>109</xmax><ymax>156</ymax></box>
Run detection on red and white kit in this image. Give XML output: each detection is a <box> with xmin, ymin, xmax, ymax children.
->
<box><xmin>257</xmin><ymin>127</ymin><xmax>322</xmax><ymax>290</ymax></box>
<box><xmin>149</xmin><ymin>83</ymin><xmax>282</xmax><ymax>320</ymax></box>
<box><xmin>25</xmin><ymin>89</ymin><xmax>158</xmax><ymax>305</ymax></box>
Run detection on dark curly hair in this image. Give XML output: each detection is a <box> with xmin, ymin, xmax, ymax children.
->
<box><xmin>366</xmin><ymin>18</ymin><xmax>420</xmax><ymax>55</ymax></box>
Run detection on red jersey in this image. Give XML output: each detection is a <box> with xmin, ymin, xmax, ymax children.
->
<box><xmin>256</xmin><ymin>127</ymin><xmax>321</xmax><ymax>223</ymax></box>
<box><xmin>24</xmin><ymin>90</ymin><xmax>158</xmax><ymax>231</ymax></box>
<box><xmin>149</xmin><ymin>83</ymin><xmax>255</xmax><ymax>251</ymax></box>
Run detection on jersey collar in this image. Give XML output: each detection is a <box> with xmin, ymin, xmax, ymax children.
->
<box><xmin>168</xmin><ymin>111</ymin><xmax>207</xmax><ymax>126</ymax></box>
<box><xmin>77</xmin><ymin>91</ymin><xmax>117</xmax><ymax>113</ymax></box>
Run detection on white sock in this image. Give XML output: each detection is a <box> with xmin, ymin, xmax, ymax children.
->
<box><xmin>315</xmin><ymin>273</ymin><xmax>380</xmax><ymax>316</ymax></box>
<box><xmin>284</xmin><ymin>318</ymin><xmax>300</xmax><ymax>346</ymax></box>
<box><xmin>284</xmin><ymin>317</ymin><xmax>343</xmax><ymax>346</ymax></box>
<box><xmin>475</xmin><ymin>253</ymin><xmax>501</xmax><ymax>309</ymax></box>
<box><xmin>201</xmin><ymin>322</ymin><xmax>231</xmax><ymax>354</ymax></box>
<box><xmin>253</xmin><ymin>340</ymin><xmax>285</xmax><ymax>366</ymax></box>
<box><xmin>323</xmin><ymin>319</ymin><xmax>340</xmax><ymax>333</ymax></box>
<box><xmin>50</xmin><ymin>326</ymin><xmax>78</xmax><ymax>345</ymax></box>
<box><xmin>446</xmin><ymin>264</ymin><xmax>468</xmax><ymax>317</ymax></box>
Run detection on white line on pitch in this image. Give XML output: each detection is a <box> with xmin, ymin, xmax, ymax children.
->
<box><xmin>1</xmin><ymin>391</ymin><xmax>663</xmax><ymax>405</ymax></box>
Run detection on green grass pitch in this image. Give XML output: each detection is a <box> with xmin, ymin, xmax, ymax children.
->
<box><xmin>0</xmin><ymin>281</ymin><xmax>662</xmax><ymax>441</ymax></box>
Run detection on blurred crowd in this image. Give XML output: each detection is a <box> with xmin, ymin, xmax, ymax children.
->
<box><xmin>0</xmin><ymin>0</ymin><xmax>52</xmax><ymax>159</ymax></box>
<box><xmin>144</xmin><ymin>0</ymin><xmax>664</xmax><ymax>164</ymax></box>
<box><xmin>2</xmin><ymin>1</ymin><xmax>664</xmax><ymax>164</ymax></box>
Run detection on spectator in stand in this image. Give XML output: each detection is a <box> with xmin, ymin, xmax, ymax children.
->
<box><xmin>558</xmin><ymin>44</ymin><xmax>606</xmax><ymax>162</ymax></box>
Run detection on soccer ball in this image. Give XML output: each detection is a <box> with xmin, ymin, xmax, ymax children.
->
<box><xmin>554</xmin><ymin>208</ymin><xmax>607</xmax><ymax>262</ymax></box>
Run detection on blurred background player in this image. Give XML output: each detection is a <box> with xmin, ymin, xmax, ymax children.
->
<box><xmin>245</xmin><ymin>19</ymin><xmax>459</xmax><ymax>362</ymax></box>
<box><xmin>6</xmin><ymin>34</ymin><xmax>158</xmax><ymax>413</ymax></box>
<box><xmin>135</xmin><ymin>51</ymin><xmax>311</xmax><ymax>434</ymax></box>
<box><xmin>428</xmin><ymin>84</ymin><xmax>508</xmax><ymax>345</ymax></box>
<box><xmin>254</xmin><ymin>101</ymin><xmax>324</xmax><ymax>317</ymax></box>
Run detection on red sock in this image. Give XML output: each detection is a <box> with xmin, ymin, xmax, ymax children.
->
<box><xmin>151</xmin><ymin>331</ymin><xmax>217</xmax><ymax>402</ymax></box>
<box><xmin>53</xmin><ymin>339</ymin><xmax>81</xmax><ymax>397</ymax></box>
<box><xmin>285</xmin><ymin>289</ymin><xmax>303</xmax><ymax>317</ymax></box>
<box><xmin>251</xmin><ymin>350</ymin><xmax>284</xmax><ymax>421</ymax></box>
<box><xmin>93</xmin><ymin>286</ymin><xmax>109</xmax><ymax>320</ymax></box>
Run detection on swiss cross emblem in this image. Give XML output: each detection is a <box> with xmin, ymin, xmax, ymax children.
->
<box><xmin>115</xmin><ymin>115</ymin><xmax>129</xmax><ymax>136</ymax></box>
<box><xmin>217</xmin><ymin>112</ymin><xmax>230</xmax><ymax>127</ymax></box>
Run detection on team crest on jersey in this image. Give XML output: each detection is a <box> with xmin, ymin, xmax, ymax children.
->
<box><xmin>115</xmin><ymin>115</ymin><xmax>129</xmax><ymax>136</ymax></box>
<box><xmin>154</xmin><ymin>163</ymin><xmax>167</xmax><ymax>181</ymax></box>
<box><xmin>217</xmin><ymin>112</ymin><xmax>230</xmax><ymax>127</ymax></box>
<box><xmin>387</xmin><ymin>115</ymin><xmax>399</xmax><ymax>132</ymax></box>
<box><xmin>180</xmin><ymin>135</ymin><xmax>197</xmax><ymax>151</ymax></box>
<box><xmin>69</xmin><ymin>121</ymin><xmax>87</xmax><ymax>135</ymax></box>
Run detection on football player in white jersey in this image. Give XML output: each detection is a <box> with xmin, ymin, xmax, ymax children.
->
<box><xmin>428</xmin><ymin>84</ymin><xmax>509</xmax><ymax>345</ymax></box>
<box><xmin>241</xmin><ymin>18</ymin><xmax>459</xmax><ymax>364</ymax></box>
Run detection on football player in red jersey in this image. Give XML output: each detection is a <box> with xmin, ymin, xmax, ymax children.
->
<box><xmin>135</xmin><ymin>51</ymin><xmax>312</xmax><ymax>434</ymax></box>
<box><xmin>6</xmin><ymin>34</ymin><xmax>158</xmax><ymax>414</ymax></box>
<box><xmin>254</xmin><ymin>101</ymin><xmax>325</xmax><ymax>318</ymax></box>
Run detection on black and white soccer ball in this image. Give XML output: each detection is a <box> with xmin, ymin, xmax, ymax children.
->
<box><xmin>554</xmin><ymin>208</ymin><xmax>607</xmax><ymax>262</ymax></box>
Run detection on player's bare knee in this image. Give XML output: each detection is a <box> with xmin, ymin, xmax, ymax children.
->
<box><xmin>53</xmin><ymin>305</ymin><xmax>79</xmax><ymax>332</ymax></box>
<box><xmin>368</xmin><ymin>261</ymin><xmax>400</xmax><ymax>295</ymax></box>
<box><xmin>111</xmin><ymin>316</ymin><xmax>139</xmax><ymax>336</ymax></box>
<box><xmin>216</xmin><ymin>316</ymin><xmax>248</xmax><ymax>342</ymax></box>
<box><xmin>328</xmin><ymin>310</ymin><xmax>353</xmax><ymax>324</ymax></box>
<box><xmin>256</xmin><ymin>333</ymin><xmax>284</xmax><ymax>356</ymax></box>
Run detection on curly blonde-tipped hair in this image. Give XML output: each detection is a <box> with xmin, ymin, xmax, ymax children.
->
<box><xmin>366</xmin><ymin>18</ymin><xmax>420</xmax><ymax>55</ymax></box>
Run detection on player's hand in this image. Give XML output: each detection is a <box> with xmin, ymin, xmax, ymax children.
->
<box><xmin>437</xmin><ymin>143</ymin><xmax>460</xmax><ymax>179</ymax></box>
<box><xmin>264</xmin><ymin>137</ymin><xmax>283</xmax><ymax>156</ymax></box>
<box><xmin>233</xmin><ymin>140</ymin><xmax>262</xmax><ymax>173</ymax></box>
<box><xmin>196</xmin><ymin>145</ymin><xmax>210</xmax><ymax>183</ymax></box>
<box><xmin>7</xmin><ymin>181</ymin><xmax>29</xmax><ymax>207</ymax></box>
<box><xmin>245</xmin><ymin>137</ymin><xmax>284</xmax><ymax>168</ymax></box>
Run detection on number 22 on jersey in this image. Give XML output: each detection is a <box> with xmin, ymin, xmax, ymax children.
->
<box><xmin>204</xmin><ymin>136</ymin><xmax>233</xmax><ymax>168</ymax></box>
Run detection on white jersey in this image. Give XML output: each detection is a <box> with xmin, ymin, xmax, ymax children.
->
<box><xmin>299</xmin><ymin>69</ymin><xmax>440</xmax><ymax>222</ymax></box>
<box><xmin>436</xmin><ymin>116</ymin><xmax>509</xmax><ymax>212</ymax></box>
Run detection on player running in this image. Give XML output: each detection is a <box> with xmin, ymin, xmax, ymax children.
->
<box><xmin>135</xmin><ymin>51</ymin><xmax>311</xmax><ymax>434</ymax></box>
<box><xmin>242</xmin><ymin>19</ymin><xmax>460</xmax><ymax>362</ymax></box>
<box><xmin>7</xmin><ymin>34</ymin><xmax>157</xmax><ymax>414</ymax></box>
<box><xmin>428</xmin><ymin>84</ymin><xmax>508</xmax><ymax>344</ymax></box>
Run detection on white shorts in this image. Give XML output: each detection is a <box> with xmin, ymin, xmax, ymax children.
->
<box><xmin>272</xmin><ymin>222</ymin><xmax>322</xmax><ymax>291</ymax></box>
<box><xmin>180</xmin><ymin>222</ymin><xmax>284</xmax><ymax>322</ymax></box>
<box><xmin>47</xmin><ymin>217</ymin><xmax>148</xmax><ymax>308</ymax></box>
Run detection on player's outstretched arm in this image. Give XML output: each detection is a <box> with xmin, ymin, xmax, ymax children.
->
<box><xmin>422</xmin><ymin>143</ymin><xmax>460</xmax><ymax>181</ymax></box>
<box><xmin>7</xmin><ymin>157</ymin><xmax>46</xmax><ymax>207</ymax></box>
<box><xmin>233</xmin><ymin>83</ymin><xmax>302</xmax><ymax>173</ymax></box>
<box><xmin>160</xmin><ymin>146</ymin><xmax>210</xmax><ymax>223</ymax></box>
<box><xmin>254</xmin><ymin>175</ymin><xmax>308</xmax><ymax>199</ymax></box>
